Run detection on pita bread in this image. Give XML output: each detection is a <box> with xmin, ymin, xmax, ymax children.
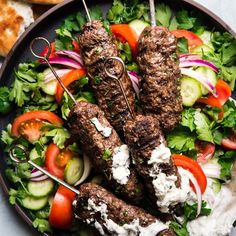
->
<box><xmin>0</xmin><ymin>0</ymin><xmax>34</xmax><ymax>57</ymax></box>
<box><xmin>23</xmin><ymin>0</ymin><xmax>63</xmax><ymax>5</ymax></box>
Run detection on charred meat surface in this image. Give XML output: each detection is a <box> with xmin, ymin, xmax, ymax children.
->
<box><xmin>137</xmin><ymin>26</ymin><xmax>182</xmax><ymax>131</ymax></box>
<box><xmin>73</xmin><ymin>183</ymin><xmax>175</xmax><ymax>236</ymax></box>
<box><xmin>66</xmin><ymin>101</ymin><xmax>143</xmax><ymax>203</ymax></box>
<box><xmin>124</xmin><ymin>115</ymin><xmax>189</xmax><ymax>213</ymax></box>
<box><xmin>79</xmin><ymin>20</ymin><xmax>135</xmax><ymax>133</ymax></box>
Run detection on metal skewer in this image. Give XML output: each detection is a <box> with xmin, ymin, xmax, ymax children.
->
<box><xmin>30</xmin><ymin>37</ymin><xmax>77</xmax><ymax>105</ymax></box>
<box><xmin>81</xmin><ymin>0</ymin><xmax>92</xmax><ymax>22</ymax></box>
<box><xmin>149</xmin><ymin>0</ymin><xmax>156</xmax><ymax>26</ymax></box>
<box><xmin>104</xmin><ymin>56</ymin><xmax>135</xmax><ymax>119</ymax></box>
<box><xmin>9</xmin><ymin>144</ymin><xmax>80</xmax><ymax>195</ymax></box>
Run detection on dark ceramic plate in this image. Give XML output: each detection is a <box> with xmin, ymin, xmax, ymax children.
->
<box><xmin>0</xmin><ymin>0</ymin><xmax>236</xmax><ymax>235</ymax></box>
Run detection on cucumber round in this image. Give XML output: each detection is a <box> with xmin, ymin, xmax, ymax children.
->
<box><xmin>21</xmin><ymin>195</ymin><xmax>48</xmax><ymax>211</ymax></box>
<box><xmin>212</xmin><ymin>179</ymin><xmax>221</xmax><ymax>194</ymax></box>
<box><xmin>129</xmin><ymin>19</ymin><xmax>150</xmax><ymax>37</ymax></box>
<box><xmin>28</xmin><ymin>179</ymin><xmax>54</xmax><ymax>197</ymax></box>
<box><xmin>195</xmin><ymin>66</ymin><xmax>217</xmax><ymax>95</ymax></box>
<box><xmin>64</xmin><ymin>158</ymin><xmax>84</xmax><ymax>185</ymax></box>
<box><xmin>41</xmin><ymin>80</ymin><xmax>57</xmax><ymax>96</ymax></box>
<box><xmin>180</xmin><ymin>76</ymin><xmax>202</xmax><ymax>107</ymax></box>
<box><xmin>29</xmin><ymin>146</ymin><xmax>46</xmax><ymax>161</ymax></box>
<box><xmin>191</xmin><ymin>44</ymin><xmax>214</xmax><ymax>56</ymax></box>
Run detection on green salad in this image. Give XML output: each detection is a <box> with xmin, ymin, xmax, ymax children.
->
<box><xmin>1</xmin><ymin>0</ymin><xmax>236</xmax><ymax>235</ymax></box>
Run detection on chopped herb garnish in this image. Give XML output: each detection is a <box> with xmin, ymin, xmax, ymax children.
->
<box><xmin>102</xmin><ymin>148</ymin><xmax>112</xmax><ymax>160</ymax></box>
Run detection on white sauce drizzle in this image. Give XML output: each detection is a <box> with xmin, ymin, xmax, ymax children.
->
<box><xmin>90</xmin><ymin>117</ymin><xmax>112</xmax><ymax>138</ymax></box>
<box><xmin>148</xmin><ymin>141</ymin><xmax>195</xmax><ymax>212</ymax></box>
<box><xmin>87</xmin><ymin>199</ymin><xmax>168</xmax><ymax>236</ymax></box>
<box><xmin>112</xmin><ymin>145</ymin><xmax>130</xmax><ymax>185</ymax></box>
<box><xmin>187</xmin><ymin>179</ymin><xmax>236</xmax><ymax>236</ymax></box>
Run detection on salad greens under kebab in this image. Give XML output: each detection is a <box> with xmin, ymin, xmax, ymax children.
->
<box><xmin>1</xmin><ymin>0</ymin><xmax>236</xmax><ymax>235</ymax></box>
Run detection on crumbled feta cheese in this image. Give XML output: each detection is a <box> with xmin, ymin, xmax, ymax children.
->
<box><xmin>90</xmin><ymin>117</ymin><xmax>112</xmax><ymax>137</ymax></box>
<box><xmin>112</xmin><ymin>145</ymin><xmax>130</xmax><ymax>185</ymax></box>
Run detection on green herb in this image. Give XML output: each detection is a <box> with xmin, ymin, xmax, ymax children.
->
<box><xmin>176</xmin><ymin>10</ymin><xmax>197</xmax><ymax>30</ymax></box>
<box><xmin>218</xmin><ymin>156</ymin><xmax>235</xmax><ymax>179</ymax></box>
<box><xmin>90</xmin><ymin>5</ymin><xmax>103</xmax><ymax>20</ymax></box>
<box><xmin>32</xmin><ymin>218</ymin><xmax>52</xmax><ymax>233</ymax></box>
<box><xmin>8</xmin><ymin>188</ymin><xmax>28</xmax><ymax>205</ymax></box>
<box><xmin>35</xmin><ymin>206</ymin><xmax>51</xmax><ymax>219</ymax></box>
<box><xmin>123</xmin><ymin>210</ymin><xmax>129</xmax><ymax>217</ymax></box>
<box><xmin>43</xmin><ymin>124</ymin><xmax>70</xmax><ymax>149</ymax></box>
<box><xmin>0</xmin><ymin>87</ymin><xmax>14</xmax><ymax>114</ymax></box>
<box><xmin>94</xmin><ymin>76</ymin><xmax>103</xmax><ymax>85</ymax></box>
<box><xmin>80</xmin><ymin>91</ymin><xmax>96</xmax><ymax>104</ymax></box>
<box><xmin>181</xmin><ymin>108</ymin><xmax>196</xmax><ymax>132</ymax></box>
<box><xmin>156</xmin><ymin>3</ymin><xmax>172</xmax><ymax>27</ymax></box>
<box><xmin>167</xmin><ymin>126</ymin><xmax>196</xmax><ymax>152</ymax></box>
<box><xmin>1</xmin><ymin>124</ymin><xmax>14</xmax><ymax>149</ymax></box>
<box><xmin>107</xmin><ymin>0</ymin><xmax>149</xmax><ymax>24</ymax></box>
<box><xmin>169</xmin><ymin>221</ymin><xmax>189</xmax><ymax>236</ymax></box>
<box><xmin>102</xmin><ymin>148</ymin><xmax>111</xmax><ymax>160</ymax></box>
<box><xmin>177</xmin><ymin>37</ymin><xmax>189</xmax><ymax>54</ymax></box>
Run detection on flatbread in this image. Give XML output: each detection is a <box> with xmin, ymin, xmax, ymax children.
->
<box><xmin>23</xmin><ymin>0</ymin><xmax>63</xmax><ymax>5</ymax></box>
<box><xmin>0</xmin><ymin>0</ymin><xmax>34</xmax><ymax>57</ymax></box>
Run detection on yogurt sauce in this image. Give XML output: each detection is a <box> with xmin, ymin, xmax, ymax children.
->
<box><xmin>187</xmin><ymin>179</ymin><xmax>236</xmax><ymax>236</ymax></box>
<box><xmin>112</xmin><ymin>145</ymin><xmax>130</xmax><ymax>185</ymax></box>
<box><xmin>87</xmin><ymin>199</ymin><xmax>168</xmax><ymax>236</ymax></box>
<box><xmin>90</xmin><ymin>117</ymin><xmax>112</xmax><ymax>137</ymax></box>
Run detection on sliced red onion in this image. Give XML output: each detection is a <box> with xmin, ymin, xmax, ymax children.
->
<box><xmin>180</xmin><ymin>59</ymin><xmax>219</xmax><ymax>73</ymax></box>
<box><xmin>56</xmin><ymin>50</ymin><xmax>84</xmax><ymax>66</ymax></box>
<box><xmin>74</xmin><ymin>154</ymin><xmax>92</xmax><ymax>186</ymax></box>
<box><xmin>127</xmin><ymin>71</ymin><xmax>140</xmax><ymax>95</ymax></box>
<box><xmin>180</xmin><ymin>168</ymin><xmax>202</xmax><ymax>216</ymax></box>
<box><xmin>201</xmin><ymin>163</ymin><xmax>221</xmax><ymax>179</ymax></box>
<box><xmin>30</xmin><ymin>168</ymin><xmax>45</xmax><ymax>178</ymax></box>
<box><xmin>44</xmin><ymin>69</ymin><xmax>71</xmax><ymax>83</ymax></box>
<box><xmin>41</xmin><ymin>57</ymin><xmax>82</xmax><ymax>69</ymax></box>
<box><xmin>180</xmin><ymin>53</ymin><xmax>201</xmax><ymax>61</ymax></box>
<box><xmin>181</xmin><ymin>68</ymin><xmax>218</xmax><ymax>97</ymax></box>
<box><xmin>31</xmin><ymin>175</ymin><xmax>49</xmax><ymax>182</ymax></box>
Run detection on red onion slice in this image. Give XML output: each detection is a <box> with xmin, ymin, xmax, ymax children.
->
<box><xmin>179</xmin><ymin>168</ymin><xmax>202</xmax><ymax>216</ymax></box>
<box><xmin>56</xmin><ymin>50</ymin><xmax>84</xmax><ymax>66</ymax></box>
<box><xmin>30</xmin><ymin>168</ymin><xmax>45</xmax><ymax>178</ymax></box>
<box><xmin>180</xmin><ymin>53</ymin><xmax>201</xmax><ymax>61</ymax></box>
<box><xmin>181</xmin><ymin>68</ymin><xmax>218</xmax><ymax>97</ymax></box>
<box><xmin>127</xmin><ymin>71</ymin><xmax>140</xmax><ymax>95</ymax></box>
<box><xmin>31</xmin><ymin>174</ymin><xmax>49</xmax><ymax>182</ymax></box>
<box><xmin>44</xmin><ymin>69</ymin><xmax>71</xmax><ymax>83</ymax></box>
<box><xmin>74</xmin><ymin>154</ymin><xmax>92</xmax><ymax>186</ymax></box>
<box><xmin>180</xmin><ymin>59</ymin><xmax>219</xmax><ymax>73</ymax></box>
<box><xmin>41</xmin><ymin>57</ymin><xmax>82</xmax><ymax>69</ymax></box>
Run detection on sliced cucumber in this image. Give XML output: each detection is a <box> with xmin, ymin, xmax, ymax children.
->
<box><xmin>129</xmin><ymin>19</ymin><xmax>150</xmax><ymax>37</ymax></box>
<box><xmin>21</xmin><ymin>195</ymin><xmax>48</xmax><ymax>211</ymax></box>
<box><xmin>64</xmin><ymin>158</ymin><xmax>84</xmax><ymax>185</ymax></box>
<box><xmin>195</xmin><ymin>66</ymin><xmax>217</xmax><ymax>95</ymax></box>
<box><xmin>180</xmin><ymin>76</ymin><xmax>202</xmax><ymax>107</ymax></box>
<box><xmin>29</xmin><ymin>146</ymin><xmax>46</xmax><ymax>161</ymax></box>
<box><xmin>41</xmin><ymin>68</ymin><xmax>57</xmax><ymax>95</ymax></box>
<box><xmin>198</xmin><ymin>31</ymin><xmax>214</xmax><ymax>48</ymax></box>
<box><xmin>211</xmin><ymin>179</ymin><xmax>221</xmax><ymax>194</ymax></box>
<box><xmin>28</xmin><ymin>179</ymin><xmax>54</xmax><ymax>197</ymax></box>
<box><xmin>191</xmin><ymin>44</ymin><xmax>214</xmax><ymax>56</ymax></box>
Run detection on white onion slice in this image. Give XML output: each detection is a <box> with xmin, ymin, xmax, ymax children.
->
<box><xmin>181</xmin><ymin>68</ymin><xmax>218</xmax><ymax>97</ymax></box>
<box><xmin>74</xmin><ymin>154</ymin><xmax>92</xmax><ymax>186</ymax></box>
<box><xmin>44</xmin><ymin>69</ymin><xmax>71</xmax><ymax>83</ymax></box>
<box><xmin>201</xmin><ymin>163</ymin><xmax>221</xmax><ymax>179</ymax></box>
<box><xmin>179</xmin><ymin>168</ymin><xmax>202</xmax><ymax>216</ymax></box>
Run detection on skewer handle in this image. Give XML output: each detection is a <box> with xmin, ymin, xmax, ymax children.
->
<box><xmin>149</xmin><ymin>0</ymin><xmax>156</xmax><ymax>26</ymax></box>
<box><xmin>30</xmin><ymin>37</ymin><xmax>77</xmax><ymax>105</ymax></box>
<box><xmin>9</xmin><ymin>144</ymin><xmax>80</xmax><ymax>195</ymax></box>
<box><xmin>81</xmin><ymin>0</ymin><xmax>92</xmax><ymax>22</ymax></box>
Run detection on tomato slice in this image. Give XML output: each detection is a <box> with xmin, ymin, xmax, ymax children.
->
<box><xmin>111</xmin><ymin>24</ymin><xmax>138</xmax><ymax>57</ymax></box>
<box><xmin>195</xmin><ymin>140</ymin><xmax>215</xmax><ymax>164</ymax></box>
<box><xmin>172</xmin><ymin>29</ymin><xmax>203</xmax><ymax>50</ymax></box>
<box><xmin>45</xmin><ymin>143</ymin><xmax>73</xmax><ymax>179</ymax></box>
<box><xmin>11</xmin><ymin>110</ymin><xmax>63</xmax><ymax>137</ymax></box>
<box><xmin>55</xmin><ymin>69</ymin><xmax>86</xmax><ymax>103</ymax></box>
<box><xmin>221</xmin><ymin>133</ymin><xmax>236</xmax><ymax>150</ymax></box>
<box><xmin>49</xmin><ymin>185</ymin><xmax>75</xmax><ymax>229</ymax></box>
<box><xmin>40</xmin><ymin>42</ymin><xmax>57</xmax><ymax>59</ymax></box>
<box><xmin>172</xmin><ymin>154</ymin><xmax>207</xmax><ymax>193</ymax></box>
<box><xmin>18</xmin><ymin>120</ymin><xmax>46</xmax><ymax>143</ymax></box>
<box><xmin>72</xmin><ymin>40</ymin><xmax>80</xmax><ymax>53</ymax></box>
<box><xmin>197</xmin><ymin>79</ymin><xmax>231</xmax><ymax>108</ymax></box>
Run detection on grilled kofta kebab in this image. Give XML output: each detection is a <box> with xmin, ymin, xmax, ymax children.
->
<box><xmin>137</xmin><ymin>26</ymin><xmax>182</xmax><ymax>132</ymax></box>
<box><xmin>73</xmin><ymin>183</ymin><xmax>175</xmax><ymax>236</ymax></box>
<box><xmin>124</xmin><ymin>115</ymin><xmax>194</xmax><ymax>213</ymax></box>
<box><xmin>78</xmin><ymin>20</ymin><xmax>135</xmax><ymax>134</ymax></box>
<box><xmin>66</xmin><ymin>101</ymin><xmax>143</xmax><ymax>203</ymax></box>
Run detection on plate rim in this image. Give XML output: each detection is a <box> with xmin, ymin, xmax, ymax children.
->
<box><xmin>0</xmin><ymin>0</ymin><xmax>236</xmax><ymax>235</ymax></box>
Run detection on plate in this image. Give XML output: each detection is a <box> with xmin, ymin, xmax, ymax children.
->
<box><xmin>0</xmin><ymin>0</ymin><xmax>236</xmax><ymax>235</ymax></box>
